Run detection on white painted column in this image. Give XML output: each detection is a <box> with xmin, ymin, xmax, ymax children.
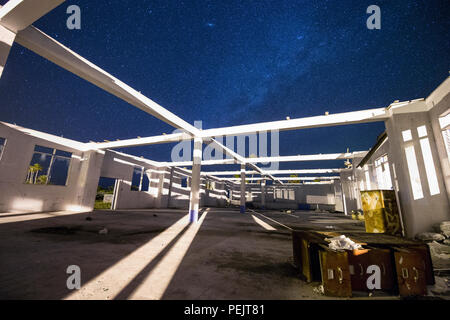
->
<box><xmin>74</xmin><ymin>150</ymin><xmax>104</xmax><ymax>211</ymax></box>
<box><xmin>0</xmin><ymin>25</ymin><xmax>16</xmax><ymax>78</ymax></box>
<box><xmin>155</xmin><ymin>171</ymin><xmax>165</xmax><ymax>208</ymax></box>
<box><xmin>167</xmin><ymin>167</ymin><xmax>174</xmax><ymax>208</ymax></box>
<box><xmin>189</xmin><ymin>137</ymin><xmax>202</xmax><ymax>222</ymax></box>
<box><xmin>261</xmin><ymin>177</ymin><xmax>266</xmax><ymax>209</ymax></box>
<box><xmin>240</xmin><ymin>164</ymin><xmax>246</xmax><ymax>213</ymax></box>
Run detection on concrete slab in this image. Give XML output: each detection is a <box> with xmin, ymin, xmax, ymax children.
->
<box><xmin>0</xmin><ymin>208</ymin><xmax>393</xmax><ymax>300</ymax></box>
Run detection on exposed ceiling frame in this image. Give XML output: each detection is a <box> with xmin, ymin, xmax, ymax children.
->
<box><xmin>0</xmin><ymin>2</ymin><xmax>379</xmax><ymax>180</ymax></box>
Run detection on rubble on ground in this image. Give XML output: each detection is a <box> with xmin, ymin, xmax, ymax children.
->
<box><xmin>416</xmin><ymin>232</ymin><xmax>446</xmax><ymax>242</ymax></box>
<box><xmin>433</xmin><ymin>221</ymin><xmax>450</xmax><ymax>238</ymax></box>
<box><xmin>428</xmin><ymin>241</ymin><xmax>450</xmax><ymax>269</ymax></box>
<box><xmin>427</xmin><ymin>276</ymin><xmax>449</xmax><ymax>296</ymax></box>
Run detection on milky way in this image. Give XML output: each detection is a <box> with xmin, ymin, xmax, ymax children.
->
<box><xmin>0</xmin><ymin>0</ymin><xmax>449</xmax><ymax>171</ymax></box>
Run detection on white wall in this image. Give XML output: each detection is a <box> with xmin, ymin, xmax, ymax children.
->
<box><xmin>385</xmin><ymin>109</ymin><xmax>450</xmax><ymax>237</ymax></box>
<box><xmin>0</xmin><ymin>122</ymin><xmax>102</xmax><ymax>212</ymax></box>
<box><xmin>245</xmin><ymin>182</ymin><xmax>337</xmax><ymax>211</ymax></box>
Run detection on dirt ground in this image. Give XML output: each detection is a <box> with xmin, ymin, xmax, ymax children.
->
<box><xmin>0</xmin><ymin>207</ymin><xmax>405</xmax><ymax>300</ymax></box>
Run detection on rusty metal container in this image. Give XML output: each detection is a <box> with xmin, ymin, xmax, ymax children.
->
<box><xmin>393</xmin><ymin>248</ymin><xmax>428</xmax><ymax>297</ymax></box>
<box><xmin>360</xmin><ymin>190</ymin><xmax>402</xmax><ymax>236</ymax></box>
<box><xmin>319</xmin><ymin>246</ymin><xmax>352</xmax><ymax>297</ymax></box>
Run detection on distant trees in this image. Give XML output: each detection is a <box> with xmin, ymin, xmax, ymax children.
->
<box><xmin>26</xmin><ymin>163</ymin><xmax>45</xmax><ymax>184</ymax></box>
<box><xmin>289</xmin><ymin>174</ymin><xmax>300</xmax><ymax>184</ymax></box>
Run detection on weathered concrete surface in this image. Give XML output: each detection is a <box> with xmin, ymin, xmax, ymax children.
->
<box><xmin>0</xmin><ymin>208</ymin><xmax>392</xmax><ymax>300</ymax></box>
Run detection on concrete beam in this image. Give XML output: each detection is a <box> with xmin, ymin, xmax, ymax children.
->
<box><xmin>101</xmin><ymin>144</ymin><xmax>368</xmax><ymax>167</ymax></box>
<box><xmin>0</xmin><ymin>0</ymin><xmax>65</xmax><ymax>32</ymax></box>
<box><xmin>199</xmin><ymin>108</ymin><xmax>388</xmax><ymax>138</ymax></box>
<box><xmin>90</xmin><ymin>132</ymin><xmax>191</xmax><ymax>149</ymax></box>
<box><xmin>202</xmin><ymin>169</ymin><xmax>343</xmax><ymax>176</ymax></box>
<box><xmin>205</xmin><ymin>138</ymin><xmax>282</xmax><ymax>185</ymax></box>
<box><xmin>0</xmin><ymin>24</ymin><xmax>16</xmax><ymax>78</ymax></box>
<box><xmin>223</xmin><ymin>176</ymin><xmax>340</xmax><ymax>181</ymax></box>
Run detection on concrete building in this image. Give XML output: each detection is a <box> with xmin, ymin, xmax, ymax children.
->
<box><xmin>0</xmin><ymin>0</ymin><xmax>449</xmax><ymax>238</ymax></box>
<box><xmin>1</xmin><ymin>75</ymin><xmax>449</xmax><ymax>237</ymax></box>
<box><xmin>0</xmin><ymin>0</ymin><xmax>450</xmax><ymax>301</ymax></box>
<box><xmin>339</xmin><ymin>79</ymin><xmax>450</xmax><ymax>236</ymax></box>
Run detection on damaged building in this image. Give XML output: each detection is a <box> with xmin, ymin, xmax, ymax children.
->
<box><xmin>0</xmin><ymin>0</ymin><xmax>449</xmax><ymax>300</ymax></box>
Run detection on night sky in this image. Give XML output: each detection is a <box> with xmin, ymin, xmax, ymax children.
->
<box><xmin>0</xmin><ymin>0</ymin><xmax>449</xmax><ymax>173</ymax></box>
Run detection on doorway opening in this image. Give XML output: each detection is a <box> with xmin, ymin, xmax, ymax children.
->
<box><xmin>95</xmin><ymin>177</ymin><xmax>118</xmax><ymax>210</ymax></box>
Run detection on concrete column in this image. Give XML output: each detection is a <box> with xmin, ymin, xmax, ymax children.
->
<box><xmin>333</xmin><ymin>179</ymin><xmax>344</xmax><ymax>213</ymax></box>
<box><xmin>0</xmin><ymin>25</ymin><xmax>16</xmax><ymax>78</ymax></box>
<box><xmin>188</xmin><ymin>137</ymin><xmax>202</xmax><ymax>223</ymax></box>
<box><xmin>74</xmin><ymin>150</ymin><xmax>104</xmax><ymax>211</ymax></box>
<box><xmin>261</xmin><ymin>177</ymin><xmax>266</xmax><ymax>209</ymax></box>
<box><xmin>240</xmin><ymin>164</ymin><xmax>246</xmax><ymax>213</ymax></box>
<box><xmin>155</xmin><ymin>171</ymin><xmax>165</xmax><ymax>208</ymax></box>
<box><xmin>167</xmin><ymin>167</ymin><xmax>174</xmax><ymax>208</ymax></box>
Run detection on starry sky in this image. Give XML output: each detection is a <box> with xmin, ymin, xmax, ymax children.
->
<box><xmin>0</xmin><ymin>0</ymin><xmax>449</xmax><ymax>173</ymax></box>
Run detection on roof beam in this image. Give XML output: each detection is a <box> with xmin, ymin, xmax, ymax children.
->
<box><xmin>206</xmin><ymin>138</ymin><xmax>283</xmax><ymax>184</ymax></box>
<box><xmin>89</xmin><ymin>132</ymin><xmax>191</xmax><ymax>149</ymax></box>
<box><xmin>0</xmin><ymin>0</ymin><xmax>65</xmax><ymax>32</ymax></box>
<box><xmin>80</xmin><ymin>107</ymin><xmax>387</xmax><ymax>149</ymax></box>
<box><xmin>201</xmin><ymin>169</ymin><xmax>343</xmax><ymax>176</ymax></box>
<box><xmin>158</xmin><ymin>151</ymin><xmax>367</xmax><ymax>167</ymax></box>
<box><xmin>199</xmin><ymin>108</ymin><xmax>388</xmax><ymax>138</ymax></box>
<box><xmin>222</xmin><ymin>176</ymin><xmax>340</xmax><ymax>181</ymax></box>
<box><xmin>14</xmin><ymin>25</ymin><xmax>201</xmax><ymax>136</ymax></box>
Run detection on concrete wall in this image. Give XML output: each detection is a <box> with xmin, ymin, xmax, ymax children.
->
<box><xmin>100</xmin><ymin>150</ymin><xmax>158</xmax><ymax>209</ymax></box>
<box><xmin>385</xmin><ymin>110</ymin><xmax>450</xmax><ymax>237</ymax></box>
<box><xmin>428</xmin><ymin>90</ymin><xmax>450</xmax><ymax>203</ymax></box>
<box><xmin>246</xmin><ymin>182</ymin><xmax>337</xmax><ymax>211</ymax></box>
<box><xmin>1</xmin><ymin>78</ymin><xmax>449</xmax><ymax>234</ymax></box>
<box><xmin>100</xmin><ymin>151</ymin><xmax>229</xmax><ymax>210</ymax></box>
<box><xmin>0</xmin><ymin>122</ymin><xmax>102</xmax><ymax>212</ymax></box>
<box><xmin>0</xmin><ymin>123</ymin><xmax>230</xmax><ymax>213</ymax></box>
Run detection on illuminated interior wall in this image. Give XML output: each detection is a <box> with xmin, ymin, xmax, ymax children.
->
<box><xmin>0</xmin><ymin>122</ymin><xmax>102</xmax><ymax>213</ymax></box>
<box><xmin>429</xmin><ymin>90</ymin><xmax>450</xmax><ymax>202</ymax></box>
<box><xmin>246</xmin><ymin>182</ymin><xmax>337</xmax><ymax>211</ymax></box>
<box><xmin>385</xmin><ymin>110</ymin><xmax>450</xmax><ymax>237</ymax></box>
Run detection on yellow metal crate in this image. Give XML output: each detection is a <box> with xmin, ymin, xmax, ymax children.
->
<box><xmin>360</xmin><ymin>190</ymin><xmax>402</xmax><ymax>236</ymax></box>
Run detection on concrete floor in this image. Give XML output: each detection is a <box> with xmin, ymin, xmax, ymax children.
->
<box><xmin>0</xmin><ymin>207</ymin><xmax>392</xmax><ymax>300</ymax></box>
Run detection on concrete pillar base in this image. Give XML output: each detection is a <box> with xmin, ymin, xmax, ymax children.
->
<box><xmin>189</xmin><ymin>209</ymin><xmax>198</xmax><ymax>223</ymax></box>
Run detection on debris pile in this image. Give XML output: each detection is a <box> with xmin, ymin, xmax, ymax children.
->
<box><xmin>428</xmin><ymin>240</ymin><xmax>450</xmax><ymax>269</ymax></box>
<box><xmin>416</xmin><ymin>221</ymin><xmax>450</xmax><ymax>246</ymax></box>
<box><xmin>433</xmin><ymin>221</ymin><xmax>450</xmax><ymax>238</ymax></box>
<box><xmin>416</xmin><ymin>232</ymin><xmax>446</xmax><ymax>242</ymax></box>
<box><xmin>325</xmin><ymin>235</ymin><xmax>362</xmax><ymax>251</ymax></box>
<box><xmin>427</xmin><ymin>276</ymin><xmax>449</xmax><ymax>296</ymax></box>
